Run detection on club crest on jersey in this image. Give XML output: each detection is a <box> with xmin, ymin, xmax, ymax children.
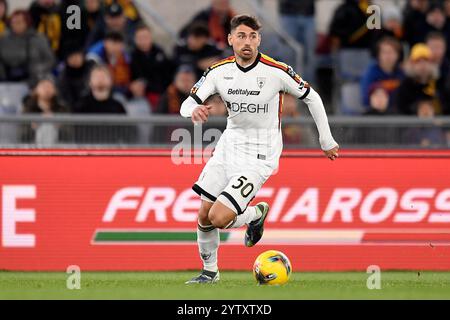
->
<box><xmin>257</xmin><ymin>77</ymin><xmax>266</xmax><ymax>89</ymax></box>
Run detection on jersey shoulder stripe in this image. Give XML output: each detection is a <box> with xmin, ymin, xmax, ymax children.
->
<box><xmin>190</xmin><ymin>56</ymin><xmax>236</xmax><ymax>102</ymax></box>
<box><xmin>203</xmin><ymin>55</ymin><xmax>236</xmax><ymax>77</ymax></box>
<box><xmin>260</xmin><ymin>53</ymin><xmax>302</xmax><ymax>84</ymax></box>
<box><xmin>210</xmin><ymin>55</ymin><xmax>236</xmax><ymax>69</ymax></box>
<box><xmin>260</xmin><ymin>54</ymin><xmax>289</xmax><ymax>71</ymax></box>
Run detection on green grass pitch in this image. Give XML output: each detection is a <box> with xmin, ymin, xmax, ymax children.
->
<box><xmin>1</xmin><ymin>271</ymin><xmax>450</xmax><ymax>299</ymax></box>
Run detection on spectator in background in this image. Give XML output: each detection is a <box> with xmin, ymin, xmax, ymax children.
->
<box><xmin>442</xmin><ymin>78</ymin><xmax>450</xmax><ymax>114</ymax></box>
<box><xmin>22</xmin><ymin>76</ymin><xmax>67</xmax><ymax>145</ymax></box>
<box><xmin>75</xmin><ymin>65</ymin><xmax>135</xmax><ymax>144</ymax></box>
<box><xmin>426</xmin><ymin>32</ymin><xmax>450</xmax><ymax>105</ymax></box>
<box><xmin>0</xmin><ymin>0</ymin><xmax>7</xmax><ymax>36</ymax></box>
<box><xmin>329</xmin><ymin>0</ymin><xmax>372</xmax><ymax>50</ymax></box>
<box><xmin>180</xmin><ymin>0</ymin><xmax>235</xmax><ymax>49</ymax></box>
<box><xmin>23</xmin><ymin>75</ymin><xmax>66</xmax><ymax>114</ymax></box>
<box><xmin>157</xmin><ymin>65</ymin><xmax>196</xmax><ymax>114</ymax></box>
<box><xmin>361</xmin><ymin>37</ymin><xmax>404</xmax><ymax>109</ymax></box>
<box><xmin>424</xmin><ymin>3</ymin><xmax>450</xmax><ymax>50</ymax></box>
<box><xmin>445</xmin><ymin>0</ymin><xmax>450</xmax><ymax>18</ymax></box>
<box><xmin>371</xmin><ymin>5</ymin><xmax>404</xmax><ymax>54</ymax></box>
<box><xmin>442</xmin><ymin>0</ymin><xmax>450</xmax><ymax>20</ymax></box>
<box><xmin>281</xmin><ymin>94</ymin><xmax>303</xmax><ymax>145</ymax></box>
<box><xmin>174</xmin><ymin>23</ymin><xmax>223</xmax><ymax>79</ymax></box>
<box><xmin>85</xmin><ymin>0</ymin><xmax>103</xmax><ymax>32</ymax></box>
<box><xmin>87</xmin><ymin>31</ymin><xmax>131</xmax><ymax>95</ymax></box>
<box><xmin>85</xmin><ymin>2</ymin><xmax>136</xmax><ymax>50</ymax></box>
<box><xmin>59</xmin><ymin>0</ymin><xmax>89</xmax><ymax>60</ymax></box>
<box><xmin>29</xmin><ymin>0</ymin><xmax>62</xmax><ymax>54</ymax></box>
<box><xmin>395</xmin><ymin>43</ymin><xmax>440</xmax><ymax>115</ymax></box>
<box><xmin>104</xmin><ymin>0</ymin><xmax>140</xmax><ymax>25</ymax></box>
<box><xmin>0</xmin><ymin>10</ymin><xmax>55</xmax><ymax>84</ymax></box>
<box><xmin>279</xmin><ymin>94</ymin><xmax>315</xmax><ymax>146</ymax></box>
<box><xmin>57</xmin><ymin>48</ymin><xmax>94</xmax><ymax>110</ymax></box>
<box><xmin>156</xmin><ymin>66</ymin><xmax>225</xmax><ymax>143</ymax></box>
<box><xmin>131</xmin><ymin>24</ymin><xmax>172</xmax><ymax>110</ymax></box>
<box><xmin>75</xmin><ymin>65</ymin><xmax>126</xmax><ymax>114</ymax></box>
<box><xmin>278</xmin><ymin>0</ymin><xmax>316</xmax><ymax>83</ymax></box>
<box><xmin>402</xmin><ymin>99</ymin><xmax>444</xmax><ymax>146</ymax></box>
<box><xmin>403</xmin><ymin>1</ymin><xmax>450</xmax><ymax>50</ymax></box>
<box><xmin>403</xmin><ymin>0</ymin><xmax>429</xmax><ymax>47</ymax></box>
<box><xmin>364</xmin><ymin>86</ymin><xmax>391</xmax><ymax>115</ymax></box>
<box><xmin>361</xmin><ymin>86</ymin><xmax>397</xmax><ymax>144</ymax></box>
<box><xmin>443</xmin><ymin>0</ymin><xmax>450</xmax><ymax>59</ymax></box>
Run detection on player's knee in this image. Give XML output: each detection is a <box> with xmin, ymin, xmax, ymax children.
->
<box><xmin>198</xmin><ymin>208</ymin><xmax>209</xmax><ymax>225</ymax></box>
<box><xmin>208</xmin><ymin>210</ymin><xmax>232</xmax><ymax>229</ymax></box>
<box><xmin>198</xmin><ymin>201</ymin><xmax>213</xmax><ymax>226</ymax></box>
<box><xmin>209</xmin><ymin>216</ymin><xmax>229</xmax><ymax>229</ymax></box>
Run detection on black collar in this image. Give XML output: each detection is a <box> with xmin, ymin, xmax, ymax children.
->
<box><xmin>235</xmin><ymin>52</ymin><xmax>261</xmax><ymax>73</ymax></box>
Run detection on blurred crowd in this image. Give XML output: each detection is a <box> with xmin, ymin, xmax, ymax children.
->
<box><xmin>0</xmin><ymin>0</ymin><xmax>231</xmax><ymax>118</ymax></box>
<box><xmin>282</xmin><ymin>0</ymin><xmax>450</xmax><ymax>146</ymax></box>
<box><xmin>326</xmin><ymin>0</ymin><xmax>450</xmax><ymax>118</ymax></box>
<box><xmin>0</xmin><ymin>0</ymin><xmax>449</xmax><ymax>146</ymax></box>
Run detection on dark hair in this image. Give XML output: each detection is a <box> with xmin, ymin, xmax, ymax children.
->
<box><xmin>135</xmin><ymin>23</ymin><xmax>152</xmax><ymax>34</ymax></box>
<box><xmin>426</xmin><ymin>31</ymin><xmax>446</xmax><ymax>43</ymax></box>
<box><xmin>104</xmin><ymin>31</ymin><xmax>125</xmax><ymax>42</ymax></box>
<box><xmin>23</xmin><ymin>96</ymin><xmax>66</xmax><ymax>113</ymax></box>
<box><xmin>8</xmin><ymin>9</ymin><xmax>32</xmax><ymax>29</ymax></box>
<box><xmin>414</xmin><ymin>98</ymin><xmax>435</xmax><ymax>113</ymax></box>
<box><xmin>230</xmin><ymin>14</ymin><xmax>261</xmax><ymax>32</ymax></box>
<box><xmin>23</xmin><ymin>79</ymin><xmax>66</xmax><ymax>114</ymax></box>
<box><xmin>105</xmin><ymin>2</ymin><xmax>123</xmax><ymax>17</ymax></box>
<box><xmin>427</xmin><ymin>2</ymin><xmax>444</xmax><ymax>15</ymax></box>
<box><xmin>188</xmin><ymin>22</ymin><xmax>210</xmax><ymax>38</ymax></box>
<box><xmin>176</xmin><ymin>64</ymin><xmax>195</xmax><ymax>75</ymax></box>
<box><xmin>376</xmin><ymin>36</ymin><xmax>402</xmax><ymax>57</ymax></box>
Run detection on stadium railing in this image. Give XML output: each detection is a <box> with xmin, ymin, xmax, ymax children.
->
<box><xmin>0</xmin><ymin>114</ymin><xmax>449</xmax><ymax>149</ymax></box>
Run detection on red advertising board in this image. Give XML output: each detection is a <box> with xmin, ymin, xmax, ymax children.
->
<box><xmin>0</xmin><ymin>149</ymin><xmax>449</xmax><ymax>271</ymax></box>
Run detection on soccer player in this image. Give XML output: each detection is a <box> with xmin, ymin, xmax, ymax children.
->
<box><xmin>180</xmin><ymin>15</ymin><xmax>339</xmax><ymax>283</ymax></box>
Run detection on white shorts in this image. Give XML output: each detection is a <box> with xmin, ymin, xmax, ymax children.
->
<box><xmin>192</xmin><ymin>155</ymin><xmax>273</xmax><ymax>215</ymax></box>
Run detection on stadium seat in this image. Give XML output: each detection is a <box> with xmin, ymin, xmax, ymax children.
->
<box><xmin>0</xmin><ymin>82</ymin><xmax>29</xmax><ymax>114</ymax></box>
<box><xmin>336</xmin><ymin>49</ymin><xmax>373</xmax><ymax>82</ymax></box>
<box><xmin>339</xmin><ymin>82</ymin><xmax>365</xmax><ymax>115</ymax></box>
<box><xmin>0</xmin><ymin>82</ymin><xmax>29</xmax><ymax>144</ymax></box>
<box><xmin>124</xmin><ymin>98</ymin><xmax>153</xmax><ymax>145</ymax></box>
<box><xmin>333</xmin><ymin>50</ymin><xmax>372</xmax><ymax>115</ymax></box>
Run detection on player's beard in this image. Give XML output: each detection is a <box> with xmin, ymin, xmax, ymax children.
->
<box><xmin>238</xmin><ymin>47</ymin><xmax>256</xmax><ymax>63</ymax></box>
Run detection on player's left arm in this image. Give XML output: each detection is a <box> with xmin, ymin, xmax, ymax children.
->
<box><xmin>280</xmin><ymin>67</ymin><xmax>339</xmax><ymax>161</ymax></box>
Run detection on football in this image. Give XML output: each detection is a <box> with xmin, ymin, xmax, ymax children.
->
<box><xmin>253</xmin><ymin>250</ymin><xmax>292</xmax><ymax>285</ymax></box>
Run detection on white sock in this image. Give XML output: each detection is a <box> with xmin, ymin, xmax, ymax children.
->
<box><xmin>226</xmin><ymin>206</ymin><xmax>262</xmax><ymax>229</ymax></box>
<box><xmin>197</xmin><ymin>222</ymin><xmax>220</xmax><ymax>272</ymax></box>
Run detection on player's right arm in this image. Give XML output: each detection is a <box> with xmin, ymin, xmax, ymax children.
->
<box><xmin>180</xmin><ymin>97</ymin><xmax>212</xmax><ymax>123</ymax></box>
<box><xmin>180</xmin><ymin>68</ymin><xmax>217</xmax><ymax>124</ymax></box>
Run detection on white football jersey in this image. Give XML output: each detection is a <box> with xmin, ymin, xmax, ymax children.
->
<box><xmin>189</xmin><ymin>53</ymin><xmax>311</xmax><ymax>169</ymax></box>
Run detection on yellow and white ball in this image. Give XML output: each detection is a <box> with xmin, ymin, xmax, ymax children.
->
<box><xmin>253</xmin><ymin>250</ymin><xmax>292</xmax><ymax>285</ymax></box>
